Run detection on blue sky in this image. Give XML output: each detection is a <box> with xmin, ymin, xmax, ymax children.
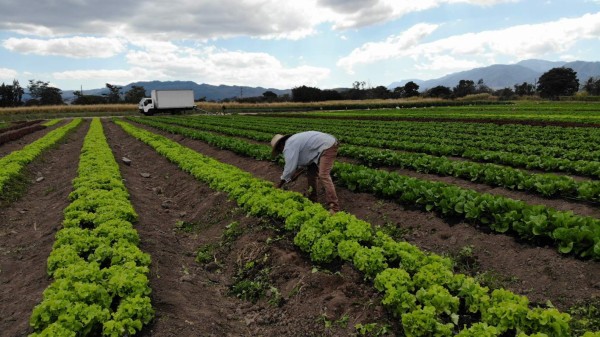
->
<box><xmin>0</xmin><ymin>0</ymin><xmax>599</xmax><ymax>91</ymax></box>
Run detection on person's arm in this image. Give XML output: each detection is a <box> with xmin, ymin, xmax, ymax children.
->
<box><xmin>280</xmin><ymin>148</ymin><xmax>299</xmax><ymax>182</ymax></box>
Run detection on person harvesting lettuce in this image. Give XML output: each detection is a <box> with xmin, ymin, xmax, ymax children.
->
<box><xmin>271</xmin><ymin>131</ymin><xmax>340</xmax><ymax>214</ymax></box>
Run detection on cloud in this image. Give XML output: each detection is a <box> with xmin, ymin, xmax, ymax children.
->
<box><xmin>0</xmin><ymin>67</ymin><xmax>18</xmax><ymax>82</ymax></box>
<box><xmin>318</xmin><ymin>0</ymin><xmax>519</xmax><ymax>29</ymax></box>
<box><xmin>0</xmin><ymin>0</ymin><xmax>519</xmax><ymax>40</ymax></box>
<box><xmin>338</xmin><ymin>12</ymin><xmax>600</xmax><ymax>75</ymax></box>
<box><xmin>337</xmin><ymin>23</ymin><xmax>439</xmax><ymax>73</ymax></box>
<box><xmin>411</xmin><ymin>12</ymin><xmax>600</xmax><ymax>58</ymax></box>
<box><xmin>53</xmin><ymin>68</ymin><xmax>160</xmax><ymax>84</ymax></box>
<box><xmin>3</xmin><ymin>37</ymin><xmax>126</xmax><ymax>58</ymax></box>
<box><xmin>53</xmin><ymin>47</ymin><xmax>330</xmax><ymax>88</ymax></box>
<box><xmin>0</xmin><ymin>0</ymin><xmax>320</xmax><ymax>41</ymax></box>
<box><xmin>415</xmin><ymin>55</ymin><xmax>484</xmax><ymax>73</ymax></box>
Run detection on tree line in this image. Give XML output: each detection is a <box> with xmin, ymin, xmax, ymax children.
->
<box><xmin>290</xmin><ymin>67</ymin><xmax>600</xmax><ymax>102</ymax></box>
<box><xmin>1</xmin><ymin>66</ymin><xmax>599</xmax><ymax>107</ymax></box>
<box><xmin>0</xmin><ymin>81</ymin><xmax>147</xmax><ymax>107</ymax></box>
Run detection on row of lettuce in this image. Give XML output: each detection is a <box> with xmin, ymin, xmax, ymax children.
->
<box><xmin>115</xmin><ymin>119</ymin><xmax>598</xmax><ymax>337</ymax></box>
<box><xmin>0</xmin><ymin>119</ymin><xmax>81</xmax><ymax>197</ymax></box>
<box><xmin>186</xmin><ymin>115</ymin><xmax>600</xmax><ymax>173</ymax></box>
<box><xmin>145</xmin><ymin>116</ymin><xmax>600</xmax><ymax>203</ymax></box>
<box><xmin>127</xmin><ymin>117</ymin><xmax>600</xmax><ymax>260</ymax></box>
<box><xmin>265</xmin><ymin>103</ymin><xmax>600</xmax><ymax>124</ymax></box>
<box><xmin>262</xmin><ymin>108</ymin><xmax>600</xmax><ymax>144</ymax></box>
<box><xmin>222</xmin><ymin>115</ymin><xmax>600</xmax><ymax>178</ymax></box>
<box><xmin>28</xmin><ymin>118</ymin><xmax>153</xmax><ymax>336</ymax></box>
<box><xmin>248</xmin><ymin>115</ymin><xmax>600</xmax><ymax>160</ymax></box>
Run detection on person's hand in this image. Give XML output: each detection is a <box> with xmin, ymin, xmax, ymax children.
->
<box><xmin>276</xmin><ymin>180</ymin><xmax>286</xmax><ymax>188</ymax></box>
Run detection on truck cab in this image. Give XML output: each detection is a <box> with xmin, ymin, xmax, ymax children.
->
<box><xmin>138</xmin><ymin>98</ymin><xmax>155</xmax><ymax>115</ymax></box>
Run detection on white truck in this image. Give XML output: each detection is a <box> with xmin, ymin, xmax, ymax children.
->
<box><xmin>138</xmin><ymin>89</ymin><xmax>196</xmax><ymax>115</ymax></box>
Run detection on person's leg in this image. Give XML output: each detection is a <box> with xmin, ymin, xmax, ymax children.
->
<box><xmin>306</xmin><ymin>163</ymin><xmax>318</xmax><ymax>202</ymax></box>
<box><xmin>318</xmin><ymin>143</ymin><xmax>339</xmax><ymax>212</ymax></box>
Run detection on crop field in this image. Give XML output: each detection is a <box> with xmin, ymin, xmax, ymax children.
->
<box><xmin>0</xmin><ymin>103</ymin><xmax>599</xmax><ymax>337</ymax></box>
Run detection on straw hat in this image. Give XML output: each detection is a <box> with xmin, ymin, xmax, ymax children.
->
<box><xmin>271</xmin><ymin>134</ymin><xmax>289</xmax><ymax>157</ymax></box>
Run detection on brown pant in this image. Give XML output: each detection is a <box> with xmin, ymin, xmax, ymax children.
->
<box><xmin>307</xmin><ymin>142</ymin><xmax>339</xmax><ymax>212</ymax></box>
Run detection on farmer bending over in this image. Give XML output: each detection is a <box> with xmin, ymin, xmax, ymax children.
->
<box><xmin>271</xmin><ymin>131</ymin><xmax>340</xmax><ymax>214</ymax></box>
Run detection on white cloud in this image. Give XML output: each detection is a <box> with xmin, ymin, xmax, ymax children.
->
<box><xmin>0</xmin><ymin>0</ymin><xmax>321</xmax><ymax>41</ymax></box>
<box><xmin>337</xmin><ymin>23</ymin><xmax>439</xmax><ymax>73</ymax></box>
<box><xmin>338</xmin><ymin>12</ymin><xmax>600</xmax><ymax>75</ymax></box>
<box><xmin>415</xmin><ymin>55</ymin><xmax>484</xmax><ymax>73</ymax></box>
<box><xmin>0</xmin><ymin>0</ymin><xmax>520</xmax><ymax>41</ymax></box>
<box><xmin>54</xmin><ymin>47</ymin><xmax>330</xmax><ymax>88</ymax></box>
<box><xmin>411</xmin><ymin>12</ymin><xmax>600</xmax><ymax>58</ymax></box>
<box><xmin>318</xmin><ymin>0</ymin><xmax>519</xmax><ymax>29</ymax></box>
<box><xmin>52</xmin><ymin>68</ymin><xmax>161</xmax><ymax>85</ymax></box>
<box><xmin>0</xmin><ymin>68</ymin><xmax>18</xmax><ymax>82</ymax></box>
<box><xmin>3</xmin><ymin>37</ymin><xmax>126</xmax><ymax>58</ymax></box>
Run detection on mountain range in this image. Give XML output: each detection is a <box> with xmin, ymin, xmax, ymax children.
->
<box><xmin>61</xmin><ymin>59</ymin><xmax>600</xmax><ymax>102</ymax></box>
<box><xmin>63</xmin><ymin>81</ymin><xmax>291</xmax><ymax>103</ymax></box>
<box><xmin>388</xmin><ymin>59</ymin><xmax>600</xmax><ymax>91</ymax></box>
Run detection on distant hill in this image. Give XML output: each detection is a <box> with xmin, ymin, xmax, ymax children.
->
<box><xmin>56</xmin><ymin>59</ymin><xmax>600</xmax><ymax>102</ymax></box>
<box><xmin>62</xmin><ymin>81</ymin><xmax>291</xmax><ymax>102</ymax></box>
<box><xmin>388</xmin><ymin>59</ymin><xmax>600</xmax><ymax>91</ymax></box>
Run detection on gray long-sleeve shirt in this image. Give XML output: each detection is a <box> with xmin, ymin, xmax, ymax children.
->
<box><xmin>281</xmin><ymin>131</ymin><xmax>337</xmax><ymax>182</ymax></box>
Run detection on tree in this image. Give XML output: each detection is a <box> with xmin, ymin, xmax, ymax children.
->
<box><xmin>320</xmin><ymin>89</ymin><xmax>342</xmax><ymax>101</ymax></box>
<box><xmin>390</xmin><ymin>86</ymin><xmax>404</xmax><ymax>99</ymax></box>
<box><xmin>27</xmin><ymin>80</ymin><xmax>63</xmax><ymax>105</ymax></box>
<box><xmin>453</xmin><ymin>80</ymin><xmax>475</xmax><ymax>98</ymax></box>
<box><xmin>494</xmin><ymin>87</ymin><xmax>516</xmax><ymax>101</ymax></box>
<box><xmin>123</xmin><ymin>85</ymin><xmax>147</xmax><ymax>103</ymax></box>
<box><xmin>370</xmin><ymin>86</ymin><xmax>391</xmax><ymax>99</ymax></box>
<box><xmin>262</xmin><ymin>90</ymin><xmax>278</xmax><ymax>101</ymax></box>
<box><xmin>514</xmin><ymin>82</ymin><xmax>536</xmax><ymax>96</ymax></box>
<box><xmin>292</xmin><ymin>85</ymin><xmax>322</xmax><ymax>102</ymax></box>
<box><xmin>72</xmin><ymin>91</ymin><xmax>107</xmax><ymax>105</ymax></box>
<box><xmin>0</xmin><ymin>80</ymin><xmax>24</xmax><ymax>107</ymax></box>
<box><xmin>475</xmin><ymin>79</ymin><xmax>492</xmax><ymax>94</ymax></box>
<box><xmin>583</xmin><ymin>77</ymin><xmax>600</xmax><ymax>95</ymax></box>
<box><xmin>425</xmin><ymin>85</ymin><xmax>452</xmax><ymax>99</ymax></box>
<box><xmin>105</xmin><ymin>83</ymin><xmax>122</xmax><ymax>103</ymax></box>
<box><xmin>537</xmin><ymin>67</ymin><xmax>579</xmax><ymax>100</ymax></box>
<box><xmin>403</xmin><ymin>81</ymin><xmax>420</xmax><ymax>98</ymax></box>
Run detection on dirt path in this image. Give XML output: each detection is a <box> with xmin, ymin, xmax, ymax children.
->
<box><xmin>103</xmin><ymin>120</ymin><xmax>392</xmax><ymax>336</ymax></box>
<box><xmin>0</xmin><ymin>120</ymin><xmax>89</xmax><ymax>337</ymax></box>
<box><xmin>127</xmin><ymin>119</ymin><xmax>600</xmax><ymax>311</ymax></box>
